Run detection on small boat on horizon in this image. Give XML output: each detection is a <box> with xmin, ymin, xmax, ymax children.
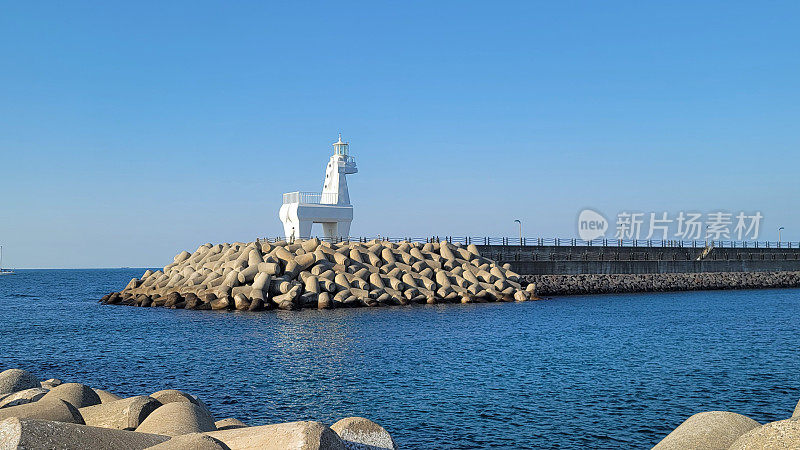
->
<box><xmin>0</xmin><ymin>245</ymin><xmax>15</xmax><ymax>275</ymax></box>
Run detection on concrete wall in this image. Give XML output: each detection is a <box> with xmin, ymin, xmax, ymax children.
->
<box><xmin>524</xmin><ymin>271</ymin><xmax>800</xmax><ymax>296</ymax></box>
<box><xmin>477</xmin><ymin>245</ymin><xmax>800</xmax><ymax>275</ymax></box>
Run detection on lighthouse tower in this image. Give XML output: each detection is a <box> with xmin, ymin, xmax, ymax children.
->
<box><xmin>279</xmin><ymin>134</ymin><xmax>358</xmax><ymax>241</ymax></box>
<box><xmin>322</xmin><ymin>134</ymin><xmax>357</xmax><ymax>206</ymax></box>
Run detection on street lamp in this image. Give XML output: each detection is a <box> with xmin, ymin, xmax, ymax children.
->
<box><xmin>514</xmin><ymin>219</ymin><xmax>522</xmax><ymax>245</ymax></box>
<box><xmin>779</xmin><ymin>227</ymin><xmax>785</xmax><ymax>245</ymax></box>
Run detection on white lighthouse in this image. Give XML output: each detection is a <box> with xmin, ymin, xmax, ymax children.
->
<box><xmin>279</xmin><ymin>134</ymin><xmax>358</xmax><ymax>241</ymax></box>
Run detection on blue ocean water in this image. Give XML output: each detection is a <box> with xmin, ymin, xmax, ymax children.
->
<box><xmin>1</xmin><ymin>269</ymin><xmax>799</xmax><ymax>448</ymax></box>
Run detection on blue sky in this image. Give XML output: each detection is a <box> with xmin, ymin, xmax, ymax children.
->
<box><xmin>1</xmin><ymin>1</ymin><xmax>798</xmax><ymax>268</ymax></box>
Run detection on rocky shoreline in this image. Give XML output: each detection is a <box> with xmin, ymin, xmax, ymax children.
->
<box><xmin>101</xmin><ymin>239</ymin><xmax>537</xmax><ymax>311</ymax></box>
<box><xmin>653</xmin><ymin>400</ymin><xmax>800</xmax><ymax>449</ymax></box>
<box><xmin>0</xmin><ymin>368</ymin><xmax>396</xmax><ymax>449</ymax></box>
<box><xmin>524</xmin><ymin>271</ymin><xmax>800</xmax><ymax>296</ymax></box>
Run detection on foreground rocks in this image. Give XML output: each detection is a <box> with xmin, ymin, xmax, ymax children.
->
<box><xmin>652</xmin><ymin>411</ymin><xmax>760</xmax><ymax>449</ymax></box>
<box><xmin>524</xmin><ymin>271</ymin><xmax>800</xmax><ymax>296</ymax></box>
<box><xmin>0</xmin><ymin>368</ymin><xmax>397</xmax><ymax>449</ymax></box>
<box><xmin>653</xmin><ymin>397</ymin><xmax>800</xmax><ymax>449</ymax></box>
<box><xmin>102</xmin><ymin>239</ymin><xmax>536</xmax><ymax>312</ymax></box>
<box><xmin>332</xmin><ymin>416</ymin><xmax>399</xmax><ymax>449</ymax></box>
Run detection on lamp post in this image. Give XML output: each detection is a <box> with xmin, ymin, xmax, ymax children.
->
<box><xmin>779</xmin><ymin>227</ymin><xmax>785</xmax><ymax>246</ymax></box>
<box><xmin>514</xmin><ymin>219</ymin><xmax>522</xmax><ymax>245</ymax></box>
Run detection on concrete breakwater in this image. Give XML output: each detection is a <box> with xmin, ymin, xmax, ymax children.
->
<box><xmin>480</xmin><ymin>244</ymin><xmax>800</xmax><ymax>275</ymax></box>
<box><xmin>0</xmin><ymin>368</ymin><xmax>397</xmax><ymax>449</ymax></box>
<box><xmin>653</xmin><ymin>398</ymin><xmax>800</xmax><ymax>449</ymax></box>
<box><xmin>525</xmin><ymin>271</ymin><xmax>800</xmax><ymax>296</ymax></box>
<box><xmin>102</xmin><ymin>239</ymin><xmax>536</xmax><ymax>311</ymax></box>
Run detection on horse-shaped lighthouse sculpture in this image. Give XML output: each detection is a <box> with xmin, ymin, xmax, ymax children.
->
<box><xmin>279</xmin><ymin>134</ymin><xmax>358</xmax><ymax>241</ymax></box>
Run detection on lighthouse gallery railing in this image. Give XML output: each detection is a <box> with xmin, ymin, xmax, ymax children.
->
<box><xmin>282</xmin><ymin>191</ymin><xmax>340</xmax><ymax>205</ymax></box>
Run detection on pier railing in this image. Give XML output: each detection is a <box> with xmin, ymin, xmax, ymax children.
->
<box><xmin>261</xmin><ymin>236</ymin><xmax>800</xmax><ymax>249</ymax></box>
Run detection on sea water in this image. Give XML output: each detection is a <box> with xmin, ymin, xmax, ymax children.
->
<box><xmin>1</xmin><ymin>269</ymin><xmax>798</xmax><ymax>448</ymax></box>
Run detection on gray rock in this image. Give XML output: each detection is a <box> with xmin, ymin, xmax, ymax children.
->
<box><xmin>136</xmin><ymin>402</ymin><xmax>216</xmax><ymax>436</ymax></box>
<box><xmin>40</xmin><ymin>379</ymin><xmax>62</xmax><ymax>390</ymax></box>
<box><xmin>79</xmin><ymin>395</ymin><xmax>162</xmax><ymax>430</ymax></box>
<box><xmin>135</xmin><ymin>294</ymin><xmax>150</xmax><ymax>306</ymax></box>
<box><xmin>0</xmin><ymin>417</ymin><xmax>170</xmax><ymax>449</ymax></box>
<box><xmin>40</xmin><ymin>383</ymin><xmax>101</xmax><ymax>408</ymax></box>
<box><xmin>318</xmin><ymin>292</ymin><xmax>332</xmax><ymax>309</ymax></box>
<box><xmin>653</xmin><ymin>411</ymin><xmax>760</xmax><ymax>450</ymax></box>
<box><xmin>248</xmin><ymin>298</ymin><xmax>265</xmax><ymax>311</ymax></box>
<box><xmin>0</xmin><ymin>398</ymin><xmax>84</xmax><ymax>424</ymax></box>
<box><xmin>204</xmin><ymin>421</ymin><xmax>344</xmax><ymax>450</ymax></box>
<box><xmin>214</xmin><ymin>418</ymin><xmax>248</xmax><ymax>430</ymax></box>
<box><xmin>234</xmin><ymin>293</ymin><xmax>251</xmax><ymax>311</ymax></box>
<box><xmin>184</xmin><ymin>293</ymin><xmax>202</xmax><ymax>310</ymax></box>
<box><xmin>150</xmin><ymin>389</ymin><xmax>208</xmax><ymax>413</ymax></box>
<box><xmin>331</xmin><ymin>417</ymin><xmax>398</xmax><ymax>450</ymax></box>
<box><xmin>146</xmin><ymin>433</ymin><xmax>230</xmax><ymax>450</ymax></box>
<box><xmin>729</xmin><ymin>418</ymin><xmax>800</xmax><ymax>449</ymax></box>
<box><xmin>794</xmin><ymin>398</ymin><xmax>800</xmax><ymax>418</ymax></box>
<box><xmin>0</xmin><ymin>369</ymin><xmax>40</xmax><ymax>395</ymax></box>
<box><xmin>0</xmin><ymin>388</ymin><xmax>48</xmax><ymax>409</ymax></box>
<box><xmin>94</xmin><ymin>388</ymin><xmax>123</xmax><ymax>404</ymax></box>
<box><xmin>164</xmin><ymin>292</ymin><xmax>183</xmax><ymax>308</ymax></box>
<box><xmin>210</xmin><ymin>297</ymin><xmax>230</xmax><ymax>310</ymax></box>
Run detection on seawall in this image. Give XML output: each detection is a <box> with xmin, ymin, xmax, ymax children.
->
<box><xmin>478</xmin><ymin>244</ymin><xmax>800</xmax><ymax>296</ymax></box>
<box><xmin>478</xmin><ymin>245</ymin><xmax>800</xmax><ymax>275</ymax></box>
<box><xmin>523</xmin><ymin>271</ymin><xmax>800</xmax><ymax>296</ymax></box>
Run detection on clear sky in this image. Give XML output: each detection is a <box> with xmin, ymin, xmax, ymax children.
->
<box><xmin>1</xmin><ymin>1</ymin><xmax>798</xmax><ymax>268</ymax></box>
